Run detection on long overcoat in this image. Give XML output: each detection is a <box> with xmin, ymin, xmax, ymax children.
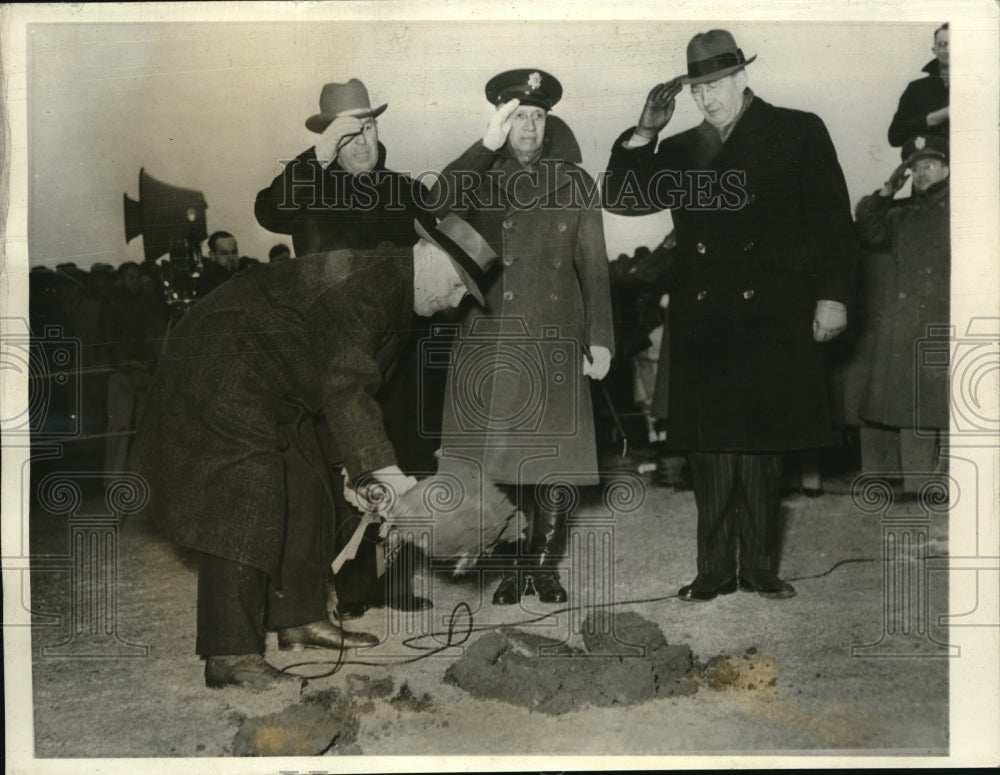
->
<box><xmin>605</xmin><ymin>94</ymin><xmax>858</xmax><ymax>452</ymax></box>
<box><xmin>435</xmin><ymin>117</ymin><xmax>615</xmax><ymax>485</ymax></box>
<box><xmin>130</xmin><ymin>247</ymin><xmax>412</xmax><ymax>578</ymax></box>
<box><xmin>855</xmin><ymin>181</ymin><xmax>950</xmax><ymax>430</ymax></box>
<box><xmin>887</xmin><ymin>59</ymin><xmax>949</xmax><ymax>148</ymax></box>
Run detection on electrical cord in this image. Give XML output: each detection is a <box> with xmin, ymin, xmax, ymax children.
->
<box><xmin>281</xmin><ymin>556</ymin><xmax>878</xmax><ymax>680</ymax></box>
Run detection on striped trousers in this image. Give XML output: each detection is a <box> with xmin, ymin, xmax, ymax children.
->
<box><xmin>688</xmin><ymin>452</ymin><xmax>785</xmax><ymax>575</ymax></box>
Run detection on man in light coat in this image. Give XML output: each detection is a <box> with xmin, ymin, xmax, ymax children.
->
<box><xmin>131</xmin><ymin>215</ymin><xmax>497</xmax><ymax>689</ymax></box>
<box><xmin>604</xmin><ymin>30</ymin><xmax>858</xmax><ymax>601</ymax></box>
<box><xmin>434</xmin><ymin>69</ymin><xmax>615</xmax><ymax>606</ymax></box>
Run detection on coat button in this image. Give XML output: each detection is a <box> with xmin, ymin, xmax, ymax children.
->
<box><xmin>557</xmin><ymin>222</ymin><xmax>567</xmax><ymax>232</ymax></box>
<box><xmin>503</xmin><ymin>290</ymin><xmax>514</xmax><ymax>301</ymax></box>
<box><xmin>553</xmin><ymin>259</ymin><xmax>562</xmax><ymax>268</ymax></box>
<box><xmin>503</xmin><ymin>256</ymin><xmax>514</xmax><ymax>266</ymax></box>
<box><xmin>549</xmin><ymin>293</ymin><xmax>559</xmax><ymax>302</ymax></box>
<box><xmin>696</xmin><ymin>242</ymin><xmax>707</xmax><ymax>255</ymax></box>
<box><xmin>743</xmin><ymin>240</ymin><xmax>755</xmax><ymax>252</ymax></box>
<box><xmin>503</xmin><ymin>218</ymin><xmax>514</xmax><ymax>229</ymax></box>
<box><xmin>899</xmin><ymin>291</ymin><xmax>907</xmax><ymax>300</ymax></box>
<box><xmin>696</xmin><ymin>291</ymin><xmax>708</xmax><ymax>301</ymax></box>
<box><xmin>742</xmin><ymin>289</ymin><xmax>755</xmax><ymax>300</ymax></box>
<box><xmin>748</xmin><ymin>193</ymin><xmax>757</xmax><ymax>204</ymax></box>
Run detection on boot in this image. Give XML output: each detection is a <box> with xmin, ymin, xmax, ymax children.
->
<box><xmin>526</xmin><ymin>501</ymin><xmax>568</xmax><ymax>604</ymax></box>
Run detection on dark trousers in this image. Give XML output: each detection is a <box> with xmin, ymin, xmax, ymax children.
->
<box><xmin>195</xmin><ymin>412</ymin><xmax>342</xmax><ymax>656</ymax></box>
<box><xmin>194</xmin><ymin>470</ymin><xmax>332</xmax><ymax>655</ymax></box>
<box><xmin>688</xmin><ymin>452</ymin><xmax>784</xmax><ymax>575</ymax></box>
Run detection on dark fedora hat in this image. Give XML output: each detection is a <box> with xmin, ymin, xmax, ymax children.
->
<box><xmin>305</xmin><ymin>78</ymin><xmax>387</xmax><ymax>133</ymax></box>
<box><xmin>414</xmin><ymin>214</ymin><xmax>498</xmax><ymax>307</ymax></box>
<box><xmin>902</xmin><ymin>134</ymin><xmax>949</xmax><ymax>165</ymax></box>
<box><xmin>485</xmin><ymin>68</ymin><xmax>563</xmax><ymax>111</ymax></box>
<box><xmin>683</xmin><ymin>29</ymin><xmax>757</xmax><ymax>85</ymax></box>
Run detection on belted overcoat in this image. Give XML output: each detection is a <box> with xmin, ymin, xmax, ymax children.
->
<box><xmin>435</xmin><ymin>117</ymin><xmax>615</xmax><ymax>485</ymax></box>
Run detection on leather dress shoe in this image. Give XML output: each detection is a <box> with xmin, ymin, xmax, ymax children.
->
<box><xmin>492</xmin><ymin>573</ymin><xmax>523</xmax><ymax>605</ymax></box>
<box><xmin>677</xmin><ymin>572</ymin><xmax>738</xmax><ymax>602</ymax></box>
<box><xmin>739</xmin><ymin>569</ymin><xmax>797</xmax><ymax>599</ymax></box>
<box><xmin>277</xmin><ymin>620</ymin><xmax>379</xmax><ymax>651</ymax></box>
<box><xmin>529</xmin><ymin>571</ymin><xmax>568</xmax><ymax>604</ymax></box>
<box><xmin>204</xmin><ymin>654</ymin><xmax>300</xmax><ymax>690</ymax></box>
<box><xmin>334</xmin><ymin>601</ymin><xmax>369</xmax><ymax>621</ymax></box>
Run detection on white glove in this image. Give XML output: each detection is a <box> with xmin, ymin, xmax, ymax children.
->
<box><xmin>483</xmin><ymin>98</ymin><xmax>521</xmax><ymax>151</ymax></box>
<box><xmin>583</xmin><ymin>345</ymin><xmax>612</xmax><ymax>380</ymax></box>
<box><xmin>813</xmin><ymin>300</ymin><xmax>847</xmax><ymax>342</ymax></box>
<box><xmin>342</xmin><ymin>465</ymin><xmax>417</xmax><ymax>514</ymax></box>
<box><xmin>314</xmin><ymin>115</ymin><xmax>364</xmax><ymax>168</ymax></box>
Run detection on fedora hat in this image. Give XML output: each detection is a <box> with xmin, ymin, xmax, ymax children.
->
<box><xmin>414</xmin><ymin>214</ymin><xmax>498</xmax><ymax>307</ymax></box>
<box><xmin>683</xmin><ymin>29</ymin><xmax>756</xmax><ymax>85</ymax></box>
<box><xmin>485</xmin><ymin>69</ymin><xmax>563</xmax><ymax>111</ymax></box>
<box><xmin>305</xmin><ymin>78</ymin><xmax>387</xmax><ymax>133</ymax></box>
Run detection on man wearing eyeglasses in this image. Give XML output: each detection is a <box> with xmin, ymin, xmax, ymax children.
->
<box><xmin>604</xmin><ymin>29</ymin><xmax>858</xmax><ymax>603</ymax></box>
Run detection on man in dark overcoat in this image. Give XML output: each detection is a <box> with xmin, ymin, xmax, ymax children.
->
<box><xmin>131</xmin><ymin>214</ymin><xmax>497</xmax><ymax>688</ymax></box>
<box><xmin>433</xmin><ymin>69</ymin><xmax>615</xmax><ymax>606</ymax></box>
<box><xmin>255</xmin><ymin>78</ymin><xmax>441</xmax><ymax>618</ymax></box>
<box><xmin>887</xmin><ymin>24</ymin><xmax>949</xmax><ymax>148</ymax></box>
<box><xmin>604</xmin><ymin>30</ymin><xmax>858</xmax><ymax>601</ymax></box>
<box><xmin>855</xmin><ymin>134</ymin><xmax>950</xmax><ymax>492</ymax></box>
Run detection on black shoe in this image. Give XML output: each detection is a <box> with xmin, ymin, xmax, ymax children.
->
<box><xmin>738</xmin><ymin>569</ymin><xmax>797</xmax><ymax>599</ymax></box>
<box><xmin>530</xmin><ymin>571</ymin><xmax>567</xmax><ymax>604</ymax></box>
<box><xmin>385</xmin><ymin>593</ymin><xmax>433</xmax><ymax>612</ymax></box>
<box><xmin>277</xmin><ymin>620</ymin><xmax>380</xmax><ymax>651</ymax></box>
<box><xmin>334</xmin><ymin>601</ymin><xmax>369</xmax><ymax>621</ymax></box>
<box><xmin>677</xmin><ymin>572</ymin><xmax>737</xmax><ymax>602</ymax></box>
<box><xmin>204</xmin><ymin>654</ymin><xmax>301</xmax><ymax>690</ymax></box>
<box><xmin>492</xmin><ymin>573</ymin><xmax>523</xmax><ymax>605</ymax></box>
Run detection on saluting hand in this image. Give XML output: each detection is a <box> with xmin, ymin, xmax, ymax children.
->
<box><xmin>880</xmin><ymin>162</ymin><xmax>911</xmax><ymax>198</ymax></box>
<box><xmin>314</xmin><ymin>115</ymin><xmax>364</xmax><ymax>168</ymax></box>
<box><xmin>636</xmin><ymin>77</ymin><xmax>684</xmax><ymax>140</ymax></box>
<box><xmin>484</xmin><ymin>98</ymin><xmax>521</xmax><ymax>151</ymax></box>
<box><xmin>813</xmin><ymin>300</ymin><xmax>847</xmax><ymax>343</ymax></box>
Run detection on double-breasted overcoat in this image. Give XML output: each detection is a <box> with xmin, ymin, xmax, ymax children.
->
<box><xmin>855</xmin><ymin>180</ymin><xmax>950</xmax><ymax>430</ymax></box>
<box><xmin>435</xmin><ymin>117</ymin><xmax>615</xmax><ymax>485</ymax></box>
<box><xmin>130</xmin><ymin>247</ymin><xmax>412</xmax><ymax>578</ymax></box>
<box><xmin>605</xmin><ymin>94</ymin><xmax>858</xmax><ymax>452</ymax></box>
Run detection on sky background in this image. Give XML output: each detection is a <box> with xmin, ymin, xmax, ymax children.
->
<box><xmin>25</xmin><ymin>18</ymin><xmax>943</xmax><ymax>269</ymax></box>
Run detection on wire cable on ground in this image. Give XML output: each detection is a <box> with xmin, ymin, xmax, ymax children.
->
<box><xmin>281</xmin><ymin>556</ymin><xmax>878</xmax><ymax>680</ymax></box>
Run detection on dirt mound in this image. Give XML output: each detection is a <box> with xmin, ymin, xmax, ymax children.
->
<box><xmin>443</xmin><ymin>611</ymin><xmax>698</xmax><ymax>714</ymax></box>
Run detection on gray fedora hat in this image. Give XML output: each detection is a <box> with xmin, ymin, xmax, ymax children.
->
<box><xmin>305</xmin><ymin>78</ymin><xmax>387</xmax><ymax>133</ymax></box>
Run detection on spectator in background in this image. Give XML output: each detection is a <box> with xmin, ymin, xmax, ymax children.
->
<box><xmin>888</xmin><ymin>23</ymin><xmax>949</xmax><ymax>148</ymax></box>
<box><xmin>101</xmin><ymin>261</ymin><xmax>167</xmax><ymax>483</ymax></box>
<box><xmin>855</xmin><ymin>135</ymin><xmax>950</xmax><ymax>495</ymax></box>
<box><xmin>268</xmin><ymin>243</ymin><xmax>292</xmax><ymax>263</ymax></box>
<box><xmin>194</xmin><ymin>230</ymin><xmax>239</xmax><ymax>297</ymax></box>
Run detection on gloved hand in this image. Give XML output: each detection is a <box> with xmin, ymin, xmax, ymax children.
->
<box><xmin>314</xmin><ymin>115</ymin><xmax>364</xmax><ymax>168</ymax></box>
<box><xmin>813</xmin><ymin>300</ymin><xmax>847</xmax><ymax>342</ymax></box>
<box><xmin>583</xmin><ymin>345</ymin><xmax>612</xmax><ymax>380</ymax></box>
<box><xmin>342</xmin><ymin>465</ymin><xmax>417</xmax><ymax>514</ymax></box>
<box><xmin>880</xmin><ymin>162</ymin><xmax>911</xmax><ymax>197</ymax></box>
<box><xmin>636</xmin><ymin>77</ymin><xmax>684</xmax><ymax>140</ymax></box>
<box><xmin>483</xmin><ymin>98</ymin><xmax>521</xmax><ymax>151</ymax></box>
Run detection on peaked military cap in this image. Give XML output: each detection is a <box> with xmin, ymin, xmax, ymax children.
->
<box><xmin>485</xmin><ymin>69</ymin><xmax>562</xmax><ymax>110</ymax></box>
